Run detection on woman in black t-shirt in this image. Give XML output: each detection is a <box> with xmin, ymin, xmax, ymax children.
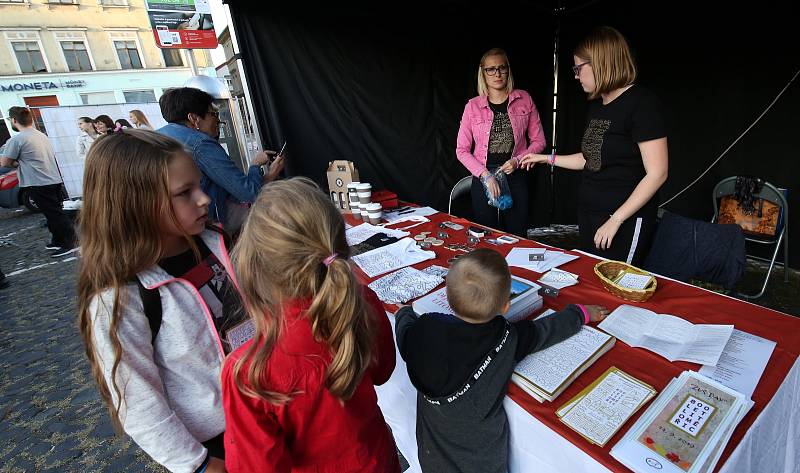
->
<box><xmin>520</xmin><ymin>26</ymin><xmax>668</xmax><ymax>266</ymax></box>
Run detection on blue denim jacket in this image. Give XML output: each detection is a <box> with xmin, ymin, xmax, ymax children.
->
<box><xmin>158</xmin><ymin>123</ymin><xmax>262</xmax><ymax>224</ymax></box>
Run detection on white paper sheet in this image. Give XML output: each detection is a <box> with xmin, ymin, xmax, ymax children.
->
<box><xmin>699</xmin><ymin>329</ymin><xmax>776</xmax><ymax>397</ymax></box>
<box><xmin>560</xmin><ymin>370</ymin><xmax>655</xmax><ymax>446</ymax></box>
<box><xmin>506</xmin><ymin>248</ymin><xmax>579</xmax><ymax>273</ymax></box>
<box><xmin>351</xmin><ymin>237</ymin><xmax>436</xmax><ymax>277</ymax></box>
<box><xmin>383</xmin><ymin>206</ymin><xmax>439</xmax><ymax>223</ymax></box>
<box><xmin>538</xmin><ymin>268</ymin><xmax>580</xmax><ymax>289</ymax></box>
<box><xmin>345</xmin><ymin>222</ymin><xmax>409</xmax><ymax>246</ymax></box>
<box><xmin>615</xmin><ymin>273</ymin><xmax>653</xmax><ymax>290</ymax></box>
<box><xmin>599</xmin><ymin>305</ymin><xmax>733</xmax><ymax>366</ymax></box>
<box><xmin>367</xmin><ymin>267</ymin><xmax>443</xmax><ymax>304</ymax></box>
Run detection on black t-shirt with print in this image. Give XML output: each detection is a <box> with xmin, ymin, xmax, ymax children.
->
<box><xmin>486</xmin><ymin>98</ymin><xmax>515</xmax><ymax>167</ymax></box>
<box><xmin>579</xmin><ymin>85</ymin><xmax>666</xmax><ymax>217</ymax></box>
<box><xmin>159</xmin><ymin>236</ymin><xmax>252</xmax><ymax>354</ymax></box>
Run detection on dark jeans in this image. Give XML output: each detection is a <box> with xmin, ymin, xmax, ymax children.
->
<box><xmin>578</xmin><ymin>209</ymin><xmax>656</xmax><ymax>267</ymax></box>
<box><xmin>470</xmin><ymin>169</ymin><xmax>529</xmax><ymax>237</ymax></box>
<box><xmin>28</xmin><ymin>184</ymin><xmax>76</xmax><ymax>248</ymax></box>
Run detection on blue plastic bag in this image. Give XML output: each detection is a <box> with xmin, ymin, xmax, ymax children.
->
<box><xmin>481</xmin><ymin>169</ymin><xmax>513</xmax><ymax>210</ymax></box>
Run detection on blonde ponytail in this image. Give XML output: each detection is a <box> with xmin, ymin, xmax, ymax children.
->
<box><xmin>232</xmin><ymin>177</ymin><xmax>376</xmax><ymax>403</ymax></box>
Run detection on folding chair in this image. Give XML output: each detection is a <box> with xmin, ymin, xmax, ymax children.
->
<box><xmin>712</xmin><ymin>177</ymin><xmax>789</xmax><ymax>299</ymax></box>
<box><xmin>448</xmin><ymin>176</ymin><xmax>472</xmax><ymax>216</ymax></box>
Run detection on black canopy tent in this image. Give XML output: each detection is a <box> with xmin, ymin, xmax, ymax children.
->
<box><xmin>225</xmin><ymin>0</ymin><xmax>799</xmax><ymax>268</ymax></box>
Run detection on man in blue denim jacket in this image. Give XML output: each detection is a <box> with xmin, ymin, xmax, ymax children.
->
<box><xmin>158</xmin><ymin>87</ymin><xmax>284</xmax><ymax>226</ymax></box>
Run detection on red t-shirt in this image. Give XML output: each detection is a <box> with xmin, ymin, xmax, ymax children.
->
<box><xmin>221</xmin><ymin>288</ymin><xmax>400</xmax><ymax>473</ymax></box>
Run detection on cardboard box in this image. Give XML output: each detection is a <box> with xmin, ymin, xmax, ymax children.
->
<box><xmin>326</xmin><ymin>160</ymin><xmax>359</xmax><ymax>213</ymax></box>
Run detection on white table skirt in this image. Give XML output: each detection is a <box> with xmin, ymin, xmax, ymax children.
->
<box><xmin>376</xmin><ymin>311</ymin><xmax>800</xmax><ymax>473</ymax></box>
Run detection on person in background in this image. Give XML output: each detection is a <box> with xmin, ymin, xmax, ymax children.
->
<box><xmin>455</xmin><ymin>48</ymin><xmax>546</xmax><ymax>237</ymax></box>
<box><xmin>78</xmin><ymin>130</ymin><xmax>245</xmax><ymax>473</ymax></box>
<box><xmin>396</xmin><ymin>248</ymin><xmax>608</xmax><ymax>473</ymax></box>
<box><xmin>521</xmin><ymin>26</ymin><xmax>668</xmax><ymax>266</ymax></box>
<box><xmin>115</xmin><ymin>118</ymin><xmax>133</xmax><ymax>130</ymax></box>
<box><xmin>222</xmin><ymin>177</ymin><xmax>399</xmax><ymax>472</ymax></box>
<box><xmin>94</xmin><ymin>115</ymin><xmax>114</xmax><ymax>135</ymax></box>
<box><xmin>129</xmin><ymin>109</ymin><xmax>154</xmax><ymax>130</ymax></box>
<box><xmin>157</xmin><ymin>87</ymin><xmax>285</xmax><ymax>229</ymax></box>
<box><xmin>76</xmin><ymin>116</ymin><xmax>98</xmax><ymax>161</ymax></box>
<box><xmin>0</xmin><ymin>107</ymin><xmax>77</xmax><ymax>257</ymax></box>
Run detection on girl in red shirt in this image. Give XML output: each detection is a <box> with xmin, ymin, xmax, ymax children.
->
<box><xmin>221</xmin><ymin>177</ymin><xmax>400</xmax><ymax>473</ymax></box>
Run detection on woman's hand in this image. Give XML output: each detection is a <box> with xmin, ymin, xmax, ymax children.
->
<box><xmin>593</xmin><ymin>216</ymin><xmax>622</xmax><ymax>250</ymax></box>
<box><xmin>481</xmin><ymin>171</ymin><xmax>500</xmax><ymax>199</ymax></box>
<box><xmin>519</xmin><ymin>153</ymin><xmax>548</xmax><ymax>170</ymax></box>
<box><xmin>499</xmin><ymin>159</ymin><xmax>517</xmax><ymax>175</ymax></box>
<box><xmin>584</xmin><ymin>305</ymin><xmax>610</xmax><ymax>322</ymax></box>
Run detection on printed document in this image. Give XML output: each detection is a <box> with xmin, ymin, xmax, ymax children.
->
<box><xmin>698</xmin><ymin>329</ymin><xmax>776</xmax><ymax>397</ymax></box>
<box><xmin>599</xmin><ymin>305</ymin><xmax>733</xmax><ymax>366</ymax></box>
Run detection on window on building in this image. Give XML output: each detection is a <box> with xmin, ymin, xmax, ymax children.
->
<box><xmin>162</xmin><ymin>49</ymin><xmax>183</xmax><ymax>67</ymax></box>
<box><xmin>99</xmin><ymin>0</ymin><xmax>127</xmax><ymax>4</ymax></box>
<box><xmin>114</xmin><ymin>40</ymin><xmax>142</xmax><ymax>69</ymax></box>
<box><xmin>13</xmin><ymin>41</ymin><xmax>47</xmax><ymax>73</ymax></box>
<box><xmin>0</xmin><ymin>0</ymin><xmax>26</xmax><ymax>3</ymax></box>
<box><xmin>80</xmin><ymin>92</ymin><xmax>117</xmax><ymax>105</ymax></box>
<box><xmin>123</xmin><ymin>90</ymin><xmax>157</xmax><ymax>103</ymax></box>
<box><xmin>47</xmin><ymin>0</ymin><xmax>78</xmax><ymax>4</ymax></box>
<box><xmin>61</xmin><ymin>41</ymin><xmax>92</xmax><ymax>71</ymax></box>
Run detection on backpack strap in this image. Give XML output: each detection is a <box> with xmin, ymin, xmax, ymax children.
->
<box><xmin>136</xmin><ymin>279</ymin><xmax>163</xmax><ymax>344</ymax></box>
<box><xmin>205</xmin><ymin>222</ymin><xmax>233</xmax><ymax>249</ymax></box>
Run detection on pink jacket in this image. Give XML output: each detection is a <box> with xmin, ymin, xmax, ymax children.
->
<box><xmin>455</xmin><ymin>89</ymin><xmax>546</xmax><ymax>177</ymax></box>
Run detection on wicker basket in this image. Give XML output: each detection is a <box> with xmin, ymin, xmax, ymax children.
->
<box><xmin>593</xmin><ymin>260</ymin><xmax>657</xmax><ymax>303</ymax></box>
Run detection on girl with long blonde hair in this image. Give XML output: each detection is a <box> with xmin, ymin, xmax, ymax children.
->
<box><xmin>221</xmin><ymin>177</ymin><xmax>400</xmax><ymax>472</ymax></box>
<box><xmin>77</xmin><ymin>129</ymin><xmax>247</xmax><ymax>473</ymax></box>
<box><xmin>129</xmin><ymin>109</ymin><xmax>154</xmax><ymax>130</ymax></box>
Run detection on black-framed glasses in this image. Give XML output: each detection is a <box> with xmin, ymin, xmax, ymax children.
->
<box><xmin>483</xmin><ymin>65</ymin><xmax>509</xmax><ymax>76</ymax></box>
<box><xmin>572</xmin><ymin>61</ymin><xmax>591</xmax><ymax>75</ymax></box>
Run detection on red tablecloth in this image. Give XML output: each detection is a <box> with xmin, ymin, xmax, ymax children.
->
<box><xmin>347</xmin><ymin>210</ymin><xmax>800</xmax><ymax>472</ymax></box>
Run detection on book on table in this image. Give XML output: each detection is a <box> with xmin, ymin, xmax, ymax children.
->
<box><xmin>610</xmin><ymin>371</ymin><xmax>752</xmax><ymax>473</ymax></box>
<box><xmin>511</xmin><ymin>325</ymin><xmax>616</xmax><ymax>403</ymax></box>
<box><xmin>411</xmin><ymin>275</ymin><xmax>542</xmax><ymax>323</ymax></box>
<box><xmin>556</xmin><ymin>367</ymin><xmax>657</xmax><ymax>447</ymax></box>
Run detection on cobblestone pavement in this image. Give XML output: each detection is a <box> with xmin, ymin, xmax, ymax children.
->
<box><xmin>0</xmin><ymin>207</ymin><xmax>166</xmax><ymax>473</ymax></box>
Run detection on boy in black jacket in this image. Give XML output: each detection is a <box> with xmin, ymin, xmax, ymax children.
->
<box><xmin>395</xmin><ymin>248</ymin><xmax>608</xmax><ymax>473</ymax></box>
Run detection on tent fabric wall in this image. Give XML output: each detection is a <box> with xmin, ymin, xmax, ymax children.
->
<box><xmin>227</xmin><ymin>0</ymin><xmax>799</xmax><ymax>268</ymax></box>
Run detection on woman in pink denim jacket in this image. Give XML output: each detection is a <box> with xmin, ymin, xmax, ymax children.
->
<box><xmin>455</xmin><ymin>48</ymin><xmax>546</xmax><ymax>237</ymax></box>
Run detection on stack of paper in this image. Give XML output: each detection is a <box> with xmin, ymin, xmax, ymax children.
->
<box><xmin>512</xmin><ymin>326</ymin><xmax>615</xmax><ymax>402</ymax></box>
<box><xmin>506</xmin><ymin>247</ymin><xmax>579</xmax><ymax>273</ymax></box>
<box><xmin>351</xmin><ymin>238</ymin><xmax>435</xmax><ymax>278</ymax></box>
<box><xmin>538</xmin><ymin>268</ymin><xmax>580</xmax><ymax>289</ymax></box>
<box><xmin>346</xmin><ymin>222</ymin><xmax>409</xmax><ymax>246</ymax></box>
<box><xmin>557</xmin><ymin>367</ymin><xmax>656</xmax><ymax>446</ymax></box>
<box><xmin>611</xmin><ymin>371</ymin><xmax>752</xmax><ymax>473</ymax></box>
<box><xmin>598</xmin><ymin>305</ymin><xmax>734</xmax><ymax>366</ymax></box>
<box><xmin>412</xmin><ymin>275</ymin><xmax>542</xmax><ymax>323</ymax></box>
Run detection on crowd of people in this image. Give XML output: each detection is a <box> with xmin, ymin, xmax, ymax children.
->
<box><xmin>1</xmin><ymin>25</ymin><xmax>665</xmax><ymax>473</ymax></box>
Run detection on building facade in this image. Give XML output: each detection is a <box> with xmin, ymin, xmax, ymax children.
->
<box><xmin>0</xmin><ymin>0</ymin><xmax>214</xmax><ymax>121</ymax></box>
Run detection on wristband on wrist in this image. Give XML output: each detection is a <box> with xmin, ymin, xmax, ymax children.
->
<box><xmin>548</xmin><ymin>152</ymin><xmax>556</xmax><ymax>166</ymax></box>
<box><xmin>576</xmin><ymin>304</ymin><xmax>590</xmax><ymax>325</ymax></box>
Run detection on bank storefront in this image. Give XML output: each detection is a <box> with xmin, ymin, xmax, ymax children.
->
<box><xmin>0</xmin><ymin>67</ymin><xmax>201</xmax><ymax>118</ymax></box>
